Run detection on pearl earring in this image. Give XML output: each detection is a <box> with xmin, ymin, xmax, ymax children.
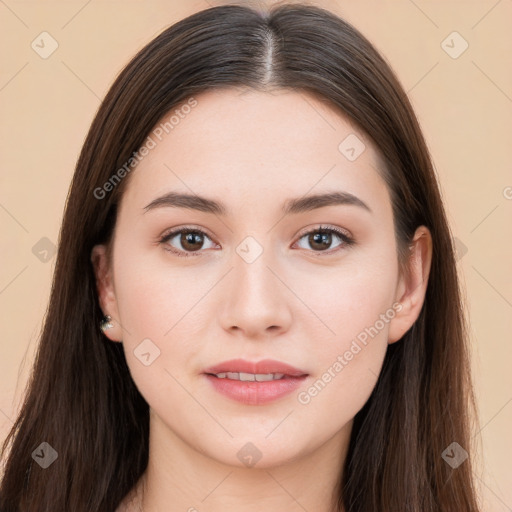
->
<box><xmin>100</xmin><ymin>315</ymin><xmax>114</xmax><ymax>332</ymax></box>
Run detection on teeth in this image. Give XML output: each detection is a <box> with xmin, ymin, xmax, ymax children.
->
<box><xmin>213</xmin><ymin>372</ymin><xmax>286</xmax><ymax>381</ymax></box>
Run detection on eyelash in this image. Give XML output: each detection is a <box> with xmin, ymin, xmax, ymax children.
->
<box><xmin>158</xmin><ymin>225</ymin><xmax>355</xmax><ymax>258</ymax></box>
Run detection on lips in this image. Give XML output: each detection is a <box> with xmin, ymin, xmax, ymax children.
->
<box><xmin>203</xmin><ymin>359</ymin><xmax>309</xmax><ymax>405</ymax></box>
<box><xmin>203</xmin><ymin>358</ymin><xmax>308</xmax><ymax>377</ymax></box>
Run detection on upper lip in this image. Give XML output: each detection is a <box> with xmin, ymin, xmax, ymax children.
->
<box><xmin>203</xmin><ymin>359</ymin><xmax>308</xmax><ymax>377</ymax></box>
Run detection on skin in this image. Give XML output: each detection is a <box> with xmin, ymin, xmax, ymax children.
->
<box><xmin>92</xmin><ymin>88</ymin><xmax>432</xmax><ymax>512</ymax></box>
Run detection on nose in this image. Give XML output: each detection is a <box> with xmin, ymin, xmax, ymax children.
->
<box><xmin>217</xmin><ymin>245</ymin><xmax>293</xmax><ymax>340</ymax></box>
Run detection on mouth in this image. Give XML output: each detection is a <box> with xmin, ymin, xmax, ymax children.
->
<box><xmin>207</xmin><ymin>372</ymin><xmax>294</xmax><ymax>381</ymax></box>
<box><xmin>203</xmin><ymin>358</ymin><xmax>308</xmax><ymax>377</ymax></box>
<box><xmin>202</xmin><ymin>359</ymin><xmax>309</xmax><ymax>405</ymax></box>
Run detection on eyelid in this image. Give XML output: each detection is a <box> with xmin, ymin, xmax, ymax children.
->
<box><xmin>159</xmin><ymin>224</ymin><xmax>216</xmax><ymax>242</ymax></box>
<box><xmin>294</xmin><ymin>223</ymin><xmax>352</xmax><ymax>240</ymax></box>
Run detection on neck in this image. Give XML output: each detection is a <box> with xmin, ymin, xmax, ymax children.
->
<box><xmin>132</xmin><ymin>411</ymin><xmax>351</xmax><ymax>512</ymax></box>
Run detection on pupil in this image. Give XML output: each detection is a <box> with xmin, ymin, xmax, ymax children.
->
<box><xmin>182</xmin><ymin>232</ymin><xmax>203</xmax><ymax>251</ymax></box>
<box><xmin>310</xmin><ymin>232</ymin><xmax>331</xmax><ymax>250</ymax></box>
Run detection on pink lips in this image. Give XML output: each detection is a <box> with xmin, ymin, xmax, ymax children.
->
<box><xmin>203</xmin><ymin>358</ymin><xmax>308</xmax><ymax>405</ymax></box>
<box><xmin>204</xmin><ymin>358</ymin><xmax>307</xmax><ymax>377</ymax></box>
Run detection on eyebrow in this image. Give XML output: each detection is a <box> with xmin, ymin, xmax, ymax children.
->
<box><xmin>143</xmin><ymin>190</ymin><xmax>371</xmax><ymax>216</ymax></box>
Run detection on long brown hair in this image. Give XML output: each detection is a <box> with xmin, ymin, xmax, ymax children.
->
<box><xmin>0</xmin><ymin>3</ymin><xmax>481</xmax><ymax>511</ymax></box>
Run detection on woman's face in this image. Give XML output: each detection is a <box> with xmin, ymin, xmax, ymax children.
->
<box><xmin>93</xmin><ymin>88</ymin><xmax>420</xmax><ymax>469</ymax></box>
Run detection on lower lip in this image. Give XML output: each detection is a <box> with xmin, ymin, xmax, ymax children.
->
<box><xmin>204</xmin><ymin>374</ymin><xmax>308</xmax><ymax>405</ymax></box>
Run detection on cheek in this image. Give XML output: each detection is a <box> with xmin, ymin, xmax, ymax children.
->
<box><xmin>111</xmin><ymin>246</ymin><xmax>212</xmax><ymax>396</ymax></box>
<box><xmin>295</xmin><ymin>295</ymin><xmax>390</xmax><ymax>437</ymax></box>
<box><xmin>295</xmin><ymin>340</ymin><xmax>386</xmax><ymax>443</ymax></box>
<box><xmin>293</xmin><ymin>252</ymin><xmax>397</xmax><ymax>418</ymax></box>
<box><xmin>113</xmin><ymin>247</ymin><xmax>204</xmax><ymax>338</ymax></box>
<box><xmin>293</xmin><ymin>248</ymin><xmax>399</xmax><ymax>346</ymax></box>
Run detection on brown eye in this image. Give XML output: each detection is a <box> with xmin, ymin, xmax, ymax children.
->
<box><xmin>160</xmin><ymin>228</ymin><xmax>216</xmax><ymax>257</ymax></box>
<box><xmin>180</xmin><ymin>231</ymin><xmax>205</xmax><ymax>251</ymax></box>
<box><xmin>308</xmin><ymin>231</ymin><xmax>333</xmax><ymax>251</ymax></box>
<box><xmin>295</xmin><ymin>226</ymin><xmax>354</xmax><ymax>253</ymax></box>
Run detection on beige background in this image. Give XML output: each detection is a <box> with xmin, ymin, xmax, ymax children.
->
<box><xmin>1</xmin><ymin>0</ymin><xmax>511</xmax><ymax>509</ymax></box>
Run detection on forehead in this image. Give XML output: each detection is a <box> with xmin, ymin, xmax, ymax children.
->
<box><xmin>120</xmin><ymin>88</ymin><xmax>388</xmax><ymax>216</ymax></box>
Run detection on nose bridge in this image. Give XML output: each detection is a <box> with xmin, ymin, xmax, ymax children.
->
<box><xmin>218</xmin><ymin>234</ymin><xmax>292</xmax><ymax>336</ymax></box>
<box><xmin>232</xmin><ymin>236</ymin><xmax>280</xmax><ymax>309</ymax></box>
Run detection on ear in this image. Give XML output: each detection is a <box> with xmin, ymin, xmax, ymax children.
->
<box><xmin>91</xmin><ymin>244</ymin><xmax>123</xmax><ymax>342</ymax></box>
<box><xmin>388</xmin><ymin>226</ymin><xmax>433</xmax><ymax>344</ymax></box>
